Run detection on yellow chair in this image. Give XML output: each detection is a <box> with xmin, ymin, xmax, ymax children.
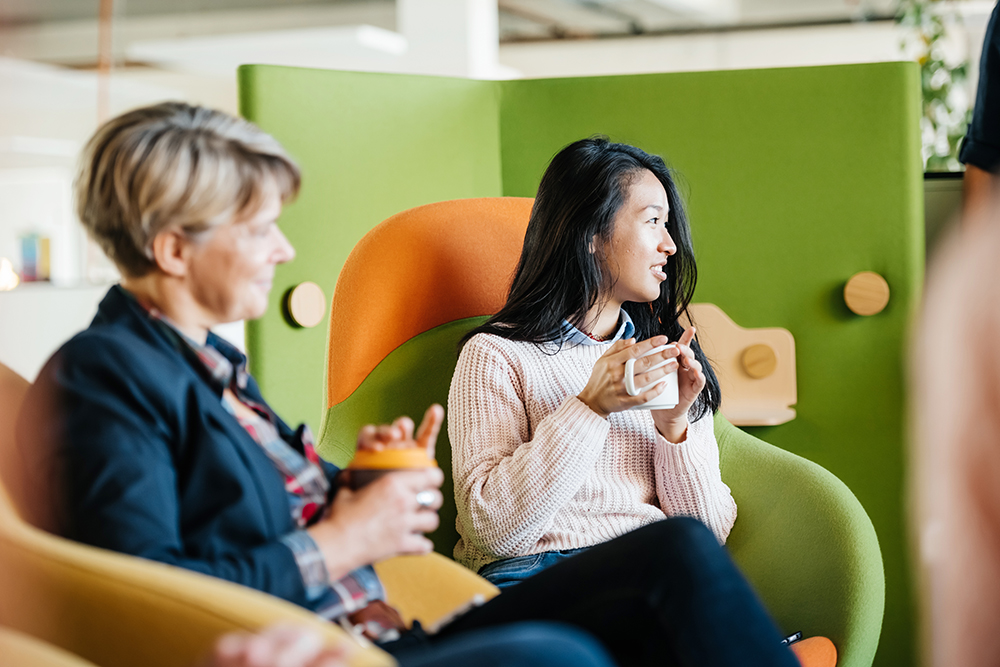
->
<box><xmin>0</xmin><ymin>626</ymin><xmax>101</xmax><ymax>667</ymax></box>
<box><xmin>0</xmin><ymin>360</ymin><xmax>492</xmax><ymax>667</ymax></box>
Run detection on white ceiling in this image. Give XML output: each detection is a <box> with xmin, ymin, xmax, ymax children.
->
<box><xmin>498</xmin><ymin>0</ymin><xmax>897</xmax><ymax>39</ymax></box>
<box><xmin>1</xmin><ymin>0</ymin><xmax>903</xmax><ymax>48</ymax></box>
<box><xmin>0</xmin><ymin>0</ymin><xmax>992</xmax><ymax>166</ymax></box>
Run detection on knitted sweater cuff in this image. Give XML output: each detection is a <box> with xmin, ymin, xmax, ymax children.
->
<box><xmin>557</xmin><ymin>395</ymin><xmax>612</xmax><ymax>445</ymax></box>
<box><xmin>653</xmin><ymin>414</ymin><xmax>713</xmax><ymax>469</ymax></box>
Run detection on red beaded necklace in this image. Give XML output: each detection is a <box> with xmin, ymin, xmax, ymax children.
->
<box><xmin>583</xmin><ymin>329</ymin><xmax>612</xmax><ymax>342</ymax></box>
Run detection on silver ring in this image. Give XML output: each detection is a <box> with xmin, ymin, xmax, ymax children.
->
<box><xmin>415</xmin><ymin>490</ymin><xmax>436</xmax><ymax>509</ymax></box>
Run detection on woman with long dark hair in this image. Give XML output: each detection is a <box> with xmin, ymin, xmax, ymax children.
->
<box><xmin>449</xmin><ymin>137</ymin><xmax>736</xmax><ymax>586</ymax></box>
<box><xmin>435</xmin><ymin>138</ymin><xmax>802</xmax><ymax>666</ymax></box>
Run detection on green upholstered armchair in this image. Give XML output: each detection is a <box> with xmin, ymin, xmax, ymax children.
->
<box><xmin>317</xmin><ymin>198</ymin><xmax>884</xmax><ymax>667</ymax></box>
<box><xmin>717</xmin><ymin>416</ymin><xmax>884</xmax><ymax>667</ymax></box>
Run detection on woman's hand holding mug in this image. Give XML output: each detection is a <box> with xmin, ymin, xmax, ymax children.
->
<box><xmin>307</xmin><ymin>405</ymin><xmax>445</xmax><ymax>581</ymax></box>
<box><xmin>651</xmin><ymin>327</ymin><xmax>706</xmax><ymax>443</ymax></box>
<box><xmin>577</xmin><ymin>336</ymin><xmax>681</xmax><ymax>418</ymax></box>
<box><xmin>577</xmin><ymin>328</ymin><xmax>706</xmax><ymax>443</ymax></box>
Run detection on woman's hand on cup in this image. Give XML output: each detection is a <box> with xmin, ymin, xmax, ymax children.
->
<box><xmin>312</xmin><ymin>405</ymin><xmax>445</xmax><ymax>579</ymax></box>
<box><xmin>356</xmin><ymin>404</ymin><xmax>444</xmax><ymax>458</ymax></box>
<box><xmin>342</xmin><ymin>405</ymin><xmax>443</xmax><ymax>490</ymax></box>
<box><xmin>309</xmin><ymin>466</ymin><xmax>444</xmax><ymax>579</ymax></box>
<box><xmin>200</xmin><ymin>624</ymin><xmax>350</xmax><ymax>667</ymax></box>
<box><xmin>651</xmin><ymin>327</ymin><xmax>706</xmax><ymax>442</ymax></box>
<box><xmin>577</xmin><ymin>336</ymin><xmax>680</xmax><ymax>418</ymax></box>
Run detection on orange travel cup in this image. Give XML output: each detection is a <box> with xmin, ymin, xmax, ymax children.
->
<box><xmin>345</xmin><ymin>447</ymin><xmax>438</xmax><ymax>490</ymax></box>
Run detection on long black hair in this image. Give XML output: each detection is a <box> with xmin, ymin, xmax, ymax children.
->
<box><xmin>464</xmin><ymin>136</ymin><xmax>721</xmax><ymax>419</ymax></box>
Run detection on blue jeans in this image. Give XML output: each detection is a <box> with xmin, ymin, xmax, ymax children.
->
<box><xmin>478</xmin><ymin>547</ymin><xmax>589</xmax><ymax>590</ymax></box>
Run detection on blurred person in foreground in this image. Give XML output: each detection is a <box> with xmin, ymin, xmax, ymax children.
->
<box><xmin>913</xmin><ymin>198</ymin><xmax>1000</xmax><ymax>666</ymax></box>
<box><xmin>13</xmin><ymin>101</ymin><xmax>612</xmax><ymax>667</ymax></box>
<box><xmin>200</xmin><ymin>626</ymin><xmax>349</xmax><ymax>667</ymax></box>
<box><xmin>199</xmin><ymin>624</ymin><xmax>606</xmax><ymax>667</ymax></box>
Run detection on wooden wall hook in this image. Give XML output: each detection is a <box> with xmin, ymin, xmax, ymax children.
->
<box><xmin>285</xmin><ymin>282</ymin><xmax>327</xmax><ymax>328</ymax></box>
<box><xmin>683</xmin><ymin>303</ymin><xmax>796</xmax><ymax>426</ymax></box>
<box><xmin>844</xmin><ymin>271</ymin><xmax>890</xmax><ymax>316</ymax></box>
<box><xmin>742</xmin><ymin>344</ymin><xmax>778</xmax><ymax>379</ymax></box>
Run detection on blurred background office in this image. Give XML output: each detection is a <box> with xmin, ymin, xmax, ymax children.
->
<box><xmin>0</xmin><ymin>0</ymin><xmax>989</xmax><ymax>379</ymax></box>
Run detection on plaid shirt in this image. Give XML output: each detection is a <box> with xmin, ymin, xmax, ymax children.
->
<box><xmin>131</xmin><ymin>297</ymin><xmax>385</xmax><ymax>620</ymax></box>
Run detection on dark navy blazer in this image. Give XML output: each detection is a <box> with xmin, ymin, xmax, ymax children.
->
<box><xmin>18</xmin><ymin>285</ymin><xmax>338</xmax><ymax>611</ymax></box>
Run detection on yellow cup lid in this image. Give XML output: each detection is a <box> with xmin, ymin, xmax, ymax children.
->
<box><xmin>347</xmin><ymin>447</ymin><xmax>437</xmax><ymax>470</ymax></box>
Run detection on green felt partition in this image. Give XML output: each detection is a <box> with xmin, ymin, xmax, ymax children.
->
<box><xmin>496</xmin><ymin>66</ymin><xmax>922</xmax><ymax>667</ymax></box>
<box><xmin>239</xmin><ymin>62</ymin><xmax>922</xmax><ymax>667</ymax></box>
<box><xmin>237</xmin><ymin>67</ymin><xmax>502</xmax><ymax>425</ymax></box>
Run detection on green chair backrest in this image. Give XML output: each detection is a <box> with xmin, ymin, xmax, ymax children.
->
<box><xmin>321</xmin><ymin>308</ymin><xmax>885</xmax><ymax>667</ymax></box>
<box><xmin>239</xmin><ymin>62</ymin><xmax>922</xmax><ymax>667</ymax></box>
<box><xmin>320</xmin><ymin>317</ymin><xmax>484</xmax><ymax>558</ymax></box>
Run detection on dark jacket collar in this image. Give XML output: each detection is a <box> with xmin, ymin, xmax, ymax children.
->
<box><xmin>92</xmin><ymin>285</ymin><xmax>273</xmax><ymax>409</ymax></box>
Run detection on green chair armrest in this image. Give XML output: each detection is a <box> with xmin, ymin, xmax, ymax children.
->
<box><xmin>717</xmin><ymin>414</ymin><xmax>884</xmax><ymax>667</ymax></box>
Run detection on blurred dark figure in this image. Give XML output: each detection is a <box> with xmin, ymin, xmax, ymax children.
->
<box><xmin>962</xmin><ymin>2</ymin><xmax>1000</xmax><ymax>223</ymax></box>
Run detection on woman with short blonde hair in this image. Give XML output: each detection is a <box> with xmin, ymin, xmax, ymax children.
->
<box><xmin>75</xmin><ymin>102</ymin><xmax>300</xmax><ymax>277</ymax></box>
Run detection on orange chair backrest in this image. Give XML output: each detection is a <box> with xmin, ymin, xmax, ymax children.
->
<box><xmin>326</xmin><ymin>197</ymin><xmax>534</xmax><ymax>408</ymax></box>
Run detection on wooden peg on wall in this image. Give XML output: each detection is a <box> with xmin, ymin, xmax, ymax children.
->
<box><xmin>742</xmin><ymin>344</ymin><xmax>778</xmax><ymax>379</ymax></box>
<box><xmin>682</xmin><ymin>303</ymin><xmax>796</xmax><ymax>426</ymax></box>
<box><xmin>285</xmin><ymin>282</ymin><xmax>327</xmax><ymax>328</ymax></box>
<box><xmin>844</xmin><ymin>271</ymin><xmax>890</xmax><ymax>316</ymax></box>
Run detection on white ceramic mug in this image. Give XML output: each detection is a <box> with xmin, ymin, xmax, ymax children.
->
<box><xmin>624</xmin><ymin>344</ymin><xmax>679</xmax><ymax>411</ymax></box>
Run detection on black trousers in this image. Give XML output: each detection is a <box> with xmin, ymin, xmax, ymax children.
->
<box><xmin>433</xmin><ymin>517</ymin><xmax>800</xmax><ymax>667</ymax></box>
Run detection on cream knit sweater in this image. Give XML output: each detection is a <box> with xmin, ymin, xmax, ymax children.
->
<box><xmin>448</xmin><ymin>332</ymin><xmax>738</xmax><ymax>573</ymax></box>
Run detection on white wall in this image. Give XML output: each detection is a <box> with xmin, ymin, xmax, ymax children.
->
<box><xmin>499</xmin><ymin>3</ymin><xmax>990</xmax><ymax>96</ymax></box>
<box><xmin>0</xmin><ymin>283</ymin><xmax>107</xmax><ymax>381</ymax></box>
<box><xmin>0</xmin><ymin>167</ymin><xmax>81</xmax><ymax>285</ymax></box>
<box><xmin>0</xmin><ymin>283</ymin><xmax>246</xmax><ymax>382</ymax></box>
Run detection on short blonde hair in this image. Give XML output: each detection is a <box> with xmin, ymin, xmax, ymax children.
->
<box><xmin>75</xmin><ymin>102</ymin><xmax>301</xmax><ymax>277</ymax></box>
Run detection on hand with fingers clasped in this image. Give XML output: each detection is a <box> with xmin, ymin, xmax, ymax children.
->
<box><xmin>201</xmin><ymin>624</ymin><xmax>351</xmax><ymax>667</ymax></box>
<box><xmin>650</xmin><ymin>327</ymin><xmax>706</xmax><ymax>443</ymax></box>
<box><xmin>576</xmin><ymin>328</ymin><xmax>705</xmax><ymax>444</ymax></box>
<box><xmin>306</xmin><ymin>405</ymin><xmax>445</xmax><ymax>581</ymax></box>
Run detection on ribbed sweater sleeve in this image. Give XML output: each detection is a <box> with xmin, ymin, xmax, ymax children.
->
<box><xmin>653</xmin><ymin>414</ymin><xmax>737</xmax><ymax>543</ymax></box>
<box><xmin>449</xmin><ymin>335</ymin><xmax>610</xmax><ymax>559</ymax></box>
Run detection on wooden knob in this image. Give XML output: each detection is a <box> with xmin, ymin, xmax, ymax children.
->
<box><xmin>285</xmin><ymin>281</ymin><xmax>326</xmax><ymax>328</ymax></box>
<box><xmin>844</xmin><ymin>271</ymin><xmax>890</xmax><ymax>316</ymax></box>
<box><xmin>741</xmin><ymin>344</ymin><xmax>777</xmax><ymax>379</ymax></box>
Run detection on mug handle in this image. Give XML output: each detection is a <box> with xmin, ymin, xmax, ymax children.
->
<box><xmin>624</xmin><ymin>358</ymin><xmax>641</xmax><ymax>397</ymax></box>
<box><xmin>624</xmin><ymin>344</ymin><xmax>676</xmax><ymax>398</ymax></box>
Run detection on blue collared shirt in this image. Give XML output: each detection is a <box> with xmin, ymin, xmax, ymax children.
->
<box><xmin>559</xmin><ymin>309</ymin><xmax>636</xmax><ymax>346</ymax></box>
